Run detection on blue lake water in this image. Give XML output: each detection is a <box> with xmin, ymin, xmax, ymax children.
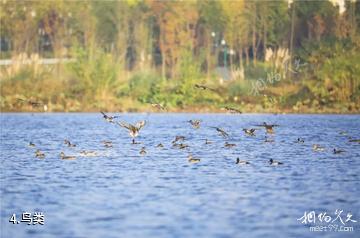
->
<box><xmin>1</xmin><ymin>113</ymin><xmax>359</xmax><ymax>238</ymax></box>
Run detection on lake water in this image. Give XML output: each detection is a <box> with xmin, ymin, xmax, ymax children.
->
<box><xmin>1</xmin><ymin>113</ymin><xmax>359</xmax><ymax>238</ymax></box>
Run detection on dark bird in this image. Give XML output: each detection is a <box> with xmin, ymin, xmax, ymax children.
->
<box><xmin>333</xmin><ymin>148</ymin><xmax>345</xmax><ymax>154</ymax></box>
<box><xmin>156</xmin><ymin>143</ymin><xmax>164</xmax><ymax>148</ymax></box>
<box><xmin>194</xmin><ymin>84</ymin><xmax>216</xmax><ymax>92</ymax></box>
<box><xmin>269</xmin><ymin>159</ymin><xmax>283</xmax><ymax>165</ymax></box>
<box><xmin>178</xmin><ymin>144</ymin><xmax>189</xmax><ymax>149</ymax></box>
<box><xmin>173</xmin><ymin>143</ymin><xmax>189</xmax><ymax>149</ymax></box>
<box><xmin>172</xmin><ymin>136</ymin><xmax>185</xmax><ymax>144</ymax></box>
<box><xmin>188</xmin><ymin>155</ymin><xmax>200</xmax><ymax>163</ymax></box>
<box><xmin>211</xmin><ymin>127</ymin><xmax>229</xmax><ymax>138</ymax></box>
<box><xmin>60</xmin><ymin>152</ymin><xmax>76</xmax><ymax>160</ymax></box>
<box><xmin>28</xmin><ymin>142</ymin><xmax>35</xmax><ymax>147</ymax></box>
<box><xmin>64</xmin><ymin>139</ymin><xmax>76</xmax><ymax>147</ymax></box>
<box><xmin>255</xmin><ymin>122</ymin><xmax>279</xmax><ymax>134</ymax></box>
<box><xmin>100</xmin><ymin>111</ymin><xmax>120</xmax><ymax>123</ymax></box>
<box><xmin>35</xmin><ymin>149</ymin><xmax>45</xmax><ymax>159</ymax></box>
<box><xmin>349</xmin><ymin>139</ymin><xmax>360</xmax><ymax>144</ymax></box>
<box><xmin>243</xmin><ymin>128</ymin><xmax>256</xmax><ymax>136</ymax></box>
<box><xmin>296</xmin><ymin>138</ymin><xmax>305</xmax><ymax>143</ymax></box>
<box><xmin>140</xmin><ymin>147</ymin><xmax>147</xmax><ymax>155</ymax></box>
<box><xmin>224</xmin><ymin>106</ymin><xmax>242</xmax><ymax>114</ymax></box>
<box><xmin>188</xmin><ymin>120</ymin><xmax>201</xmax><ymax>129</ymax></box>
<box><xmin>118</xmin><ymin>120</ymin><xmax>146</xmax><ymax>144</ymax></box>
<box><xmin>313</xmin><ymin>144</ymin><xmax>325</xmax><ymax>152</ymax></box>
<box><xmin>236</xmin><ymin>158</ymin><xmax>250</xmax><ymax>165</ymax></box>
<box><xmin>225</xmin><ymin>142</ymin><xmax>236</xmax><ymax>148</ymax></box>
<box><xmin>102</xmin><ymin>141</ymin><xmax>113</xmax><ymax>148</ymax></box>
<box><xmin>264</xmin><ymin>136</ymin><xmax>274</xmax><ymax>143</ymax></box>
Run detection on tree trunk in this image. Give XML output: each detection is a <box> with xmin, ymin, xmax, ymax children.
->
<box><xmin>238</xmin><ymin>48</ymin><xmax>243</xmax><ymax>69</ymax></box>
<box><xmin>245</xmin><ymin>47</ymin><xmax>249</xmax><ymax>66</ymax></box>
<box><xmin>162</xmin><ymin>49</ymin><xmax>166</xmax><ymax>79</ymax></box>
<box><xmin>207</xmin><ymin>32</ymin><xmax>211</xmax><ymax>79</ymax></box>
<box><xmin>289</xmin><ymin>1</ymin><xmax>296</xmax><ymax>79</ymax></box>
<box><xmin>263</xmin><ymin>16</ymin><xmax>267</xmax><ymax>61</ymax></box>
<box><xmin>252</xmin><ymin>3</ymin><xmax>257</xmax><ymax>65</ymax></box>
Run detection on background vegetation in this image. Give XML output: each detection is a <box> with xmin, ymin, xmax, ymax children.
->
<box><xmin>0</xmin><ymin>0</ymin><xmax>359</xmax><ymax>113</ymax></box>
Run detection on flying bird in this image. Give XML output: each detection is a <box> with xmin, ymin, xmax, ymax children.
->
<box><xmin>223</xmin><ymin>106</ymin><xmax>242</xmax><ymax>114</ymax></box>
<box><xmin>100</xmin><ymin>111</ymin><xmax>120</xmax><ymax>123</ymax></box>
<box><xmin>255</xmin><ymin>122</ymin><xmax>279</xmax><ymax>134</ymax></box>
<box><xmin>188</xmin><ymin>120</ymin><xmax>201</xmax><ymax>129</ymax></box>
<box><xmin>118</xmin><ymin>120</ymin><xmax>146</xmax><ymax>144</ymax></box>
<box><xmin>243</xmin><ymin>128</ymin><xmax>256</xmax><ymax>136</ymax></box>
<box><xmin>211</xmin><ymin>127</ymin><xmax>229</xmax><ymax>138</ymax></box>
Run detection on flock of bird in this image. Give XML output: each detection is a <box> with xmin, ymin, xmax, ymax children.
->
<box><xmin>28</xmin><ymin>111</ymin><xmax>359</xmax><ymax>166</ymax></box>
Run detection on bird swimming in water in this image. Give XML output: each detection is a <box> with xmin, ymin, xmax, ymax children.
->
<box><xmin>79</xmin><ymin>150</ymin><xmax>97</xmax><ymax>157</ymax></box>
<box><xmin>35</xmin><ymin>149</ymin><xmax>45</xmax><ymax>159</ymax></box>
<box><xmin>156</xmin><ymin>143</ymin><xmax>164</xmax><ymax>148</ymax></box>
<box><xmin>173</xmin><ymin>143</ymin><xmax>189</xmax><ymax>149</ymax></box>
<box><xmin>28</xmin><ymin>142</ymin><xmax>35</xmax><ymax>147</ymax></box>
<box><xmin>100</xmin><ymin>111</ymin><xmax>120</xmax><ymax>123</ymax></box>
<box><xmin>188</xmin><ymin>154</ymin><xmax>200</xmax><ymax>163</ymax></box>
<box><xmin>236</xmin><ymin>158</ymin><xmax>250</xmax><ymax>165</ymax></box>
<box><xmin>178</xmin><ymin>144</ymin><xmax>189</xmax><ymax>149</ymax></box>
<box><xmin>243</xmin><ymin>128</ymin><xmax>256</xmax><ymax>136</ymax></box>
<box><xmin>348</xmin><ymin>138</ymin><xmax>360</xmax><ymax>144</ymax></box>
<box><xmin>223</xmin><ymin>106</ymin><xmax>242</xmax><ymax>114</ymax></box>
<box><xmin>264</xmin><ymin>136</ymin><xmax>274</xmax><ymax>143</ymax></box>
<box><xmin>225</xmin><ymin>142</ymin><xmax>236</xmax><ymax>148</ymax></box>
<box><xmin>255</xmin><ymin>122</ymin><xmax>279</xmax><ymax>134</ymax></box>
<box><xmin>211</xmin><ymin>127</ymin><xmax>229</xmax><ymax>138</ymax></box>
<box><xmin>296</xmin><ymin>138</ymin><xmax>305</xmax><ymax>143</ymax></box>
<box><xmin>64</xmin><ymin>139</ymin><xmax>76</xmax><ymax>147</ymax></box>
<box><xmin>313</xmin><ymin>144</ymin><xmax>325</xmax><ymax>152</ymax></box>
<box><xmin>205</xmin><ymin>139</ymin><xmax>212</xmax><ymax>144</ymax></box>
<box><xmin>333</xmin><ymin>148</ymin><xmax>345</xmax><ymax>154</ymax></box>
<box><xmin>102</xmin><ymin>141</ymin><xmax>113</xmax><ymax>148</ymax></box>
<box><xmin>269</xmin><ymin>159</ymin><xmax>283</xmax><ymax>165</ymax></box>
<box><xmin>140</xmin><ymin>147</ymin><xmax>147</xmax><ymax>155</ymax></box>
<box><xmin>188</xmin><ymin>120</ymin><xmax>201</xmax><ymax>129</ymax></box>
<box><xmin>118</xmin><ymin>120</ymin><xmax>146</xmax><ymax>144</ymax></box>
<box><xmin>60</xmin><ymin>152</ymin><xmax>76</xmax><ymax>160</ymax></box>
<box><xmin>172</xmin><ymin>136</ymin><xmax>185</xmax><ymax>144</ymax></box>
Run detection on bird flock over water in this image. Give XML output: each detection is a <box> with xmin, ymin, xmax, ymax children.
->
<box><xmin>28</xmin><ymin>112</ymin><xmax>360</xmax><ymax>165</ymax></box>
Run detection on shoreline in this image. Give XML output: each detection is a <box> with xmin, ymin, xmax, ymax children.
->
<box><xmin>1</xmin><ymin>110</ymin><xmax>359</xmax><ymax>115</ymax></box>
